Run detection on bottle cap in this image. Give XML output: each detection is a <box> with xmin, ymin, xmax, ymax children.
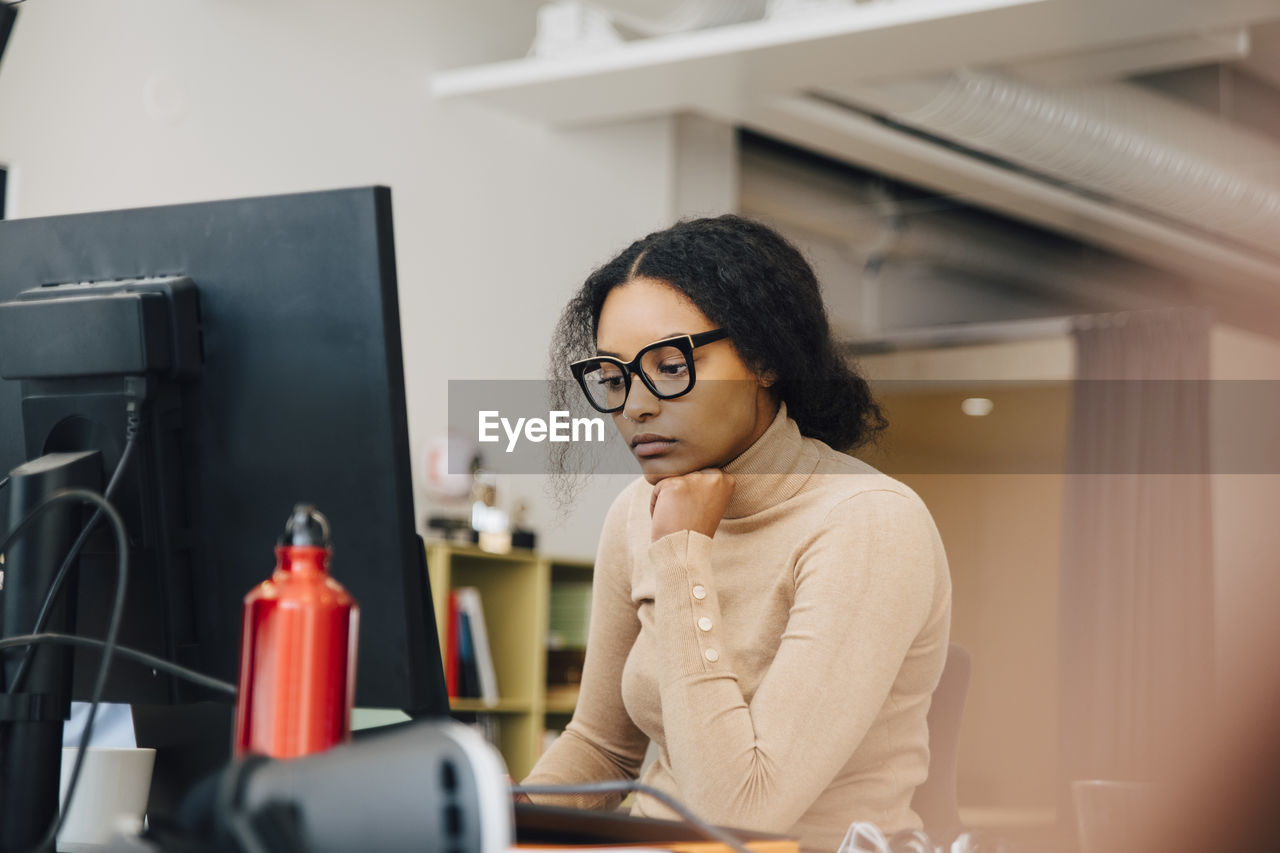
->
<box><xmin>280</xmin><ymin>504</ymin><xmax>331</xmax><ymax>547</ymax></box>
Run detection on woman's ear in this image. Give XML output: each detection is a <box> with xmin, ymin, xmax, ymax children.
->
<box><xmin>759</xmin><ymin>369</ymin><xmax>778</xmax><ymax>389</ymax></box>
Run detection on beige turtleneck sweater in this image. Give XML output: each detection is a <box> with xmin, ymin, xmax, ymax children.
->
<box><xmin>524</xmin><ymin>403</ymin><xmax>952</xmax><ymax>852</ymax></box>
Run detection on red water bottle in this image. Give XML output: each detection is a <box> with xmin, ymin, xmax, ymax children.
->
<box><xmin>233</xmin><ymin>504</ymin><xmax>359</xmax><ymax>758</ymax></box>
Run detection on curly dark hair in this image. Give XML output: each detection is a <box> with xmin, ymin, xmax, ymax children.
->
<box><xmin>546</xmin><ymin>215</ymin><xmax>886</xmax><ymax>503</ymax></box>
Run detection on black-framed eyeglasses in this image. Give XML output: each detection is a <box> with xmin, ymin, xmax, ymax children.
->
<box><xmin>569</xmin><ymin>329</ymin><xmax>728</xmax><ymax>414</ymax></box>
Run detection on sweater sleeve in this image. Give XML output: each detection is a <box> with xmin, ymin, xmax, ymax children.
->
<box><xmin>646</xmin><ymin>489</ymin><xmax>942</xmax><ymax>832</ymax></box>
<box><xmin>521</xmin><ymin>484</ymin><xmax>650</xmax><ymax>809</ymax></box>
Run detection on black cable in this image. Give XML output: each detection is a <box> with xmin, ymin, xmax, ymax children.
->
<box><xmin>0</xmin><ymin>488</ymin><xmax>129</xmax><ymax>853</ymax></box>
<box><xmin>510</xmin><ymin>781</ymin><xmax>755</xmax><ymax>853</ymax></box>
<box><xmin>0</xmin><ymin>633</ymin><xmax>236</xmax><ymax>697</ymax></box>
<box><xmin>0</xmin><ymin>475</ymin><xmax>10</xmax><ymax>492</ymax></box>
<box><xmin>8</xmin><ymin>424</ymin><xmax>140</xmax><ymax>692</ymax></box>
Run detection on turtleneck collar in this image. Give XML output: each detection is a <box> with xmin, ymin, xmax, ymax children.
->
<box><xmin>721</xmin><ymin>401</ymin><xmax>819</xmax><ymax>518</ymax></box>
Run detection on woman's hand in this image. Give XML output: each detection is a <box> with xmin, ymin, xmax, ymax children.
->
<box><xmin>649</xmin><ymin>468</ymin><xmax>736</xmax><ymax>542</ymax></box>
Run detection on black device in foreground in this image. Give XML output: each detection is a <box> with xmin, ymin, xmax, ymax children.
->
<box><xmin>167</xmin><ymin>720</ymin><xmax>513</xmax><ymax>853</ymax></box>
<box><xmin>0</xmin><ymin>187</ymin><xmax>450</xmax><ymax>847</ymax></box>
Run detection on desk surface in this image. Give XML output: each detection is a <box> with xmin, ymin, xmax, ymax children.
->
<box><xmin>514</xmin><ymin>803</ymin><xmax>798</xmax><ymax>853</ymax></box>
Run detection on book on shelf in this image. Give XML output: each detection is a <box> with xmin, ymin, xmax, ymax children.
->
<box><xmin>445</xmin><ymin>590</ymin><xmax>459</xmax><ymax>697</ymax></box>
<box><xmin>457</xmin><ymin>607</ymin><xmax>480</xmax><ymax>700</ymax></box>
<box><xmin>448</xmin><ymin>586</ymin><xmax>499</xmax><ymax>707</ymax></box>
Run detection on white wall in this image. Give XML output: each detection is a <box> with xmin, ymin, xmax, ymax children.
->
<box><xmin>0</xmin><ymin>0</ymin><xmax>736</xmax><ymax>558</ymax></box>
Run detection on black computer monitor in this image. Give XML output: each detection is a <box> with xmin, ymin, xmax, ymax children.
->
<box><xmin>0</xmin><ymin>5</ymin><xmax>16</xmax><ymax>74</ymax></box>
<box><xmin>0</xmin><ymin>187</ymin><xmax>449</xmax><ymax>832</ymax></box>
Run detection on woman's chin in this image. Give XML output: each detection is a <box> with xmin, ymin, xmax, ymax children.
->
<box><xmin>636</xmin><ymin>453</ymin><xmax>701</xmax><ymax>483</ymax></box>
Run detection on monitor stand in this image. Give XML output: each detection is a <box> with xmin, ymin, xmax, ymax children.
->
<box><xmin>0</xmin><ymin>451</ymin><xmax>102</xmax><ymax>852</ymax></box>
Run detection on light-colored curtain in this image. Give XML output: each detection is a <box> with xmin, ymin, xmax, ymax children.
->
<box><xmin>1057</xmin><ymin>308</ymin><xmax>1214</xmax><ymax>797</ymax></box>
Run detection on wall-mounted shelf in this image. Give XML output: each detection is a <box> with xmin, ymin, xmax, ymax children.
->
<box><xmin>432</xmin><ymin>0</ymin><xmax>1047</xmax><ymax>125</ymax></box>
<box><xmin>430</xmin><ymin>0</ymin><xmax>1277</xmax><ymax>127</ymax></box>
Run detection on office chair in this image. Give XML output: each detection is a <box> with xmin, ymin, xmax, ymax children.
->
<box><xmin>910</xmin><ymin>643</ymin><xmax>971</xmax><ymax>844</ymax></box>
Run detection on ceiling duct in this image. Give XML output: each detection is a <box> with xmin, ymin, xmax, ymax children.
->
<box><xmin>739</xmin><ymin>143</ymin><xmax>1181</xmax><ymax>313</ymax></box>
<box><xmin>827</xmin><ymin>69</ymin><xmax>1280</xmax><ymax>261</ymax></box>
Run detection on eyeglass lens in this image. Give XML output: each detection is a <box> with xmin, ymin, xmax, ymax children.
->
<box><xmin>580</xmin><ymin>343</ymin><xmax>692</xmax><ymax>411</ymax></box>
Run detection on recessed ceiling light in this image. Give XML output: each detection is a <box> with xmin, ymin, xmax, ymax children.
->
<box><xmin>961</xmin><ymin>397</ymin><xmax>994</xmax><ymax>417</ymax></box>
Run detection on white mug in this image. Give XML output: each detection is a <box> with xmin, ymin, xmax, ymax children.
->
<box><xmin>58</xmin><ymin>747</ymin><xmax>156</xmax><ymax>851</ymax></box>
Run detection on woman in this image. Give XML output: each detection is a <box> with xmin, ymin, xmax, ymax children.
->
<box><xmin>525</xmin><ymin>215</ymin><xmax>951</xmax><ymax>852</ymax></box>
